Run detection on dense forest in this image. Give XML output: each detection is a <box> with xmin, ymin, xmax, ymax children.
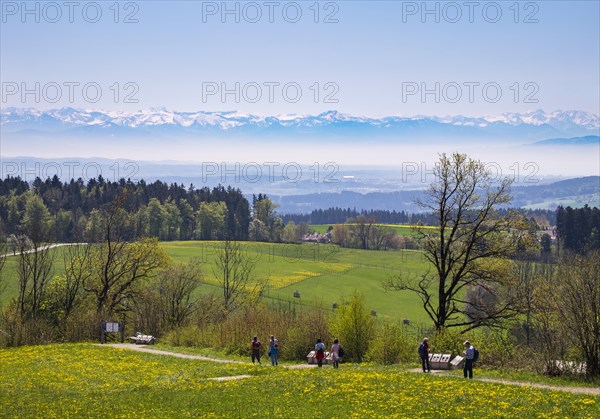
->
<box><xmin>0</xmin><ymin>175</ymin><xmax>593</xmax><ymax>254</ymax></box>
<box><xmin>0</xmin><ymin>175</ymin><xmax>250</xmax><ymax>242</ymax></box>
<box><xmin>556</xmin><ymin>205</ymin><xmax>600</xmax><ymax>253</ymax></box>
<box><xmin>282</xmin><ymin>206</ymin><xmax>557</xmax><ymax>226</ymax></box>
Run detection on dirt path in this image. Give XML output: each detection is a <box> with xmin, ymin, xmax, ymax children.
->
<box><xmin>1</xmin><ymin>243</ymin><xmax>84</xmax><ymax>258</ymax></box>
<box><xmin>478</xmin><ymin>378</ymin><xmax>600</xmax><ymax>396</ymax></box>
<box><xmin>104</xmin><ymin>343</ymin><xmax>240</xmax><ymax>363</ymax></box>
<box><xmin>208</xmin><ymin>375</ymin><xmax>251</xmax><ymax>381</ymax></box>
<box><xmin>99</xmin><ymin>344</ymin><xmax>317</xmax><ymax>379</ymax></box>
<box><xmin>102</xmin><ymin>345</ymin><xmax>599</xmax><ymax>394</ymax></box>
<box><xmin>408</xmin><ymin>368</ymin><xmax>600</xmax><ymax>396</ymax></box>
<box><xmin>102</xmin><ymin>343</ymin><xmax>318</xmax><ymax>369</ymax></box>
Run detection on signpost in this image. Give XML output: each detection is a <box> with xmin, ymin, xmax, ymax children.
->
<box><xmin>100</xmin><ymin>320</ymin><xmax>125</xmax><ymax>344</ymax></box>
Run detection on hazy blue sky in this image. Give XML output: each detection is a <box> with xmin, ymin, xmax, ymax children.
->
<box><xmin>1</xmin><ymin>0</ymin><xmax>599</xmax><ymax>116</ymax></box>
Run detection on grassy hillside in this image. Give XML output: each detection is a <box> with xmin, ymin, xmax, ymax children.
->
<box><xmin>0</xmin><ymin>241</ymin><xmax>431</xmax><ymax>322</ymax></box>
<box><xmin>1</xmin><ymin>344</ymin><xmax>598</xmax><ymax>417</ymax></box>
<box><xmin>162</xmin><ymin>241</ymin><xmax>430</xmax><ymax>322</ymax></box>
<box><xmin>0</xmin><ymin>246</ymin><xmax>67</xmax><ymax>306</ymax></box>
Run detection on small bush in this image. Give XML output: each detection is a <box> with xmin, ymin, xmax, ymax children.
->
<box><xmin>367</xmin><ymin>321</ymin><xmax>417</xmax><ymax>365</ymax></box>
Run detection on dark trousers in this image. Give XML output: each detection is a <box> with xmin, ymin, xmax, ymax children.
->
<box><xmin>252</xmin><ymin>351</ymin><xmax>261</xmax><ymax>364</ymax></box>
<box><xmin>421</xmin><ymin>355</ymin><xmax>430</xmax><ymax>372</ymax></box>
<box><xmin>464</xmin><ymin>359</ymin><xmax>473</xmax><ymax>378</ymax></box>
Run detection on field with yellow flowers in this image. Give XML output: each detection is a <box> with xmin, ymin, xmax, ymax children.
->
<box><xmin>1</xmin><ymin>344</ymin><xmax>598</xmax><ymax>418</ymax></box>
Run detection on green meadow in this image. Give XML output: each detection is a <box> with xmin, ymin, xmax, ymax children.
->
<box><xmin>0</xmin><ymin>241</ymin><xmax>431</xmax><ymax>322</ymax></box>
<box><xmin>1</xmin><ymin>343</ymin><xmax>598</xmax><ymax>418</ymax></box>
<box><xmin>161</xmin><ymin>241</ymin><xmax>430</xmax><ymax>322</ymax></box>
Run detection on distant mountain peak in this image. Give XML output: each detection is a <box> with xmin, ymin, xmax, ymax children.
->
<box><xmin>1</xmin><ymin>108</ymin><xmax>598</xmax><ymax>139</ymax></box>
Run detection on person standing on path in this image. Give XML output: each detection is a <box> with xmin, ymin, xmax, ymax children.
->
<box><xmin>268</xmin><ymin>335</ymin><xmax>279</xmax><ymax>366</ymax></box>
<box><xmin>315</xmin><ymin>338</ymin><xmax>326</xmax><ymax>367</ymax></box>
<box><xmin>331</xmin><ymin>339</ymin><xmax>341</xmax><ymax>369</ymax></box>
<box><xmin>419</xmin><ymin>337</ymin><xmax>431</xmax><ymax>373</ymax></box>
<box><xmin>463</xmin><ymin>340</ymin><xmax>475</xmax><ymax>379</ymax></box>
<box><xmin>251</xmin><ymin>336</ymin><xmax>262</xmax><ymax>364</ymax></box>
<box><xmin>269</xmin><ymin>335</ymin><xmax>278</xmax><ymax>350</ymax></box>
<box><xmin>269</xmin><ymin>344</ymin><xmax>279</xmax><ymax>366</ymax></box>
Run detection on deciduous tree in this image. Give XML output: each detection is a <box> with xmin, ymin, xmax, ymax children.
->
<box><xmin>386</xmin><ymin>153</ymin><xmax>516</xmax><ymax>331</ymax></box>
<box><xmin>556</xmin><ymin>251</ymin><xmax>600</xmax><ymax>378</ymax></box>
<box><xmin>214</xmin><ymin>239</ymin><xmax>260</xmax><ymax>315</ymax></box>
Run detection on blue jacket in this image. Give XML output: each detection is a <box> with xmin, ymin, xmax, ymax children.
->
<box><xmin>465</xmin><ymin>345</ymin><xmax>475</xmax><ymax>360</ymax></box>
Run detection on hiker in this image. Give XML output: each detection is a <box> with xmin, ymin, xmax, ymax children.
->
<box><xmin>269</xmin><ymin>335</ymin><xmax>278</xmax><ymax>350</ymax></box>
<box><xmin>463</xmin><ymin>340</ymin><xmax>474</xmax><ymax>379</ymax></box>
<box><xmin>269</xmin><ymin>344</ymin><xmax>279</xmax><ymax>366</ymax></box>
<box><xmin>315</xmin><ymin>338</ymin><xmax>326</xmax><ymax>367</ymax></box>
<box><xmin>251</xmin><ymin>336</ymin><xmax>262</xmax><ymax>364</ymax></box>
<box><xmin>331</xmin><ymin>338</ymin><xmax>342</xmax><ymax>369</ymax></box>
<box><xmin>418</xmin><ymin>337</ymin><xmax>431</xmax><ymax>373</ymax></box>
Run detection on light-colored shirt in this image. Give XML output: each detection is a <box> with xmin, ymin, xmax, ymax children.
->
<box><xmin>315</xmin><ymin>342</ymin><xmax>325</xmax><ymax>351</ymax></box>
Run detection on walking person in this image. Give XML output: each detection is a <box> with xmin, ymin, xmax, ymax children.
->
<box><xmin>251</xmin><ymin>336</ymin><xmax>262</xmax><ymax>364</ymax></box>
<box><xmin>269</xmin><ymin>344</ymin><xmax>279</xmax><ymax>366</ymax></box>
<box><xmin>418</xmin><ymin>337</ymin><xmax>431</xmax><ymax>373</ymax></box>
<box><xmin>331</xmin><ymin>339</ymin><xmax>342</xmax><ymax>369</ymax></box>
<box><xmin>269</xmin><ymin>335</ymin><xmax>278</xmax><ymax>351</ymax></box>
<box><xmin>268</xmin><ymin>335</ymin><xmax>279</xmax><ymax>366</ymax></box>
<box><xmin>463</xmin><ymin>340</ymin><xmax>474</xmax><ymax>379</ymax></box>
<box><xmin>315</xmin><ymin>338</ymin><xmax>326</xmax><ymax>367</ymax></box>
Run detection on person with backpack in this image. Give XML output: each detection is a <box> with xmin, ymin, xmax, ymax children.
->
<box><xmin>315</xmin><ymin>338</ymin><xmax>326</xmax><ymax>367</ymax></box>
<box><xmin>418</xmin><ymin>337</ymin><xmax>431</xmax><ymax>373</ymax></box>
<box><xmin>251</xmin><ymin>336</ymin><xmax>262</xmax><ymax>364</ymax></box>
<box><xmin>331</xmin><ymin>339</ymin><xmax>343</xmax><ymax>369</ymax></box>
<box><xmin>463</xmin><ymin>340</ymin><xmax>478</xmax><ymax>379</ymax></box>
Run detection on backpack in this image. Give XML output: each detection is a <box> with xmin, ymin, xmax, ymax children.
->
<box><xmin>473</xmin><ymin>347</ymin><xmax>479</xmax><ymax>362</ymax></box>
<box><xmin>338</xmin><ymin>346</ymin><xmax>344</xmax><ymax>357</ymax></box>
<box><xmin>418</xmin><ymin>342</ymin><xmax>426</xmax><ymax>356</ymax></box>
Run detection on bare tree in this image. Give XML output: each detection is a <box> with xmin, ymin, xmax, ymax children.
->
<box><xmin>61</xmin><ymin>244</ymin><xmax>94</xmax><ymax>316</ymax></box>
<box><xmin>159</xmin><ymin>259</ymin><xmax>203</xmax><ymax>328</ymax></box>
<box><xmin>84</xmin><ymin>197</ymin><xmax>168</xmax><ymax>318</ymax></box>
<box><xmin>16</xmin><ymin>235</ymin><xmax>55</xmax><ymax>319</ymax></box>
<box><xmin>556</xmin><ymin>251</ymin><xmax>600</xmax><ymax>378</ymax></box>
<box><xmin>214</xmin><ymin>239</ymin><xmax>260</xmax><ymax>315</ymax></box>
<box><xmin>386</xmin><ymin>153</ymin><xmax>517</xmax><ymax>331</ymax></box>
<box><xmin>349</xmin><ymin>215</ymin><xmax>376</xmax><ymax>250</ymax></box>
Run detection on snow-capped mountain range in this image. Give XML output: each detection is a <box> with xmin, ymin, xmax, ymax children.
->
<box><xmin>1</xmin><ymin>107</ymin><xmax>599</xmax><ymax>139</ymax></box>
